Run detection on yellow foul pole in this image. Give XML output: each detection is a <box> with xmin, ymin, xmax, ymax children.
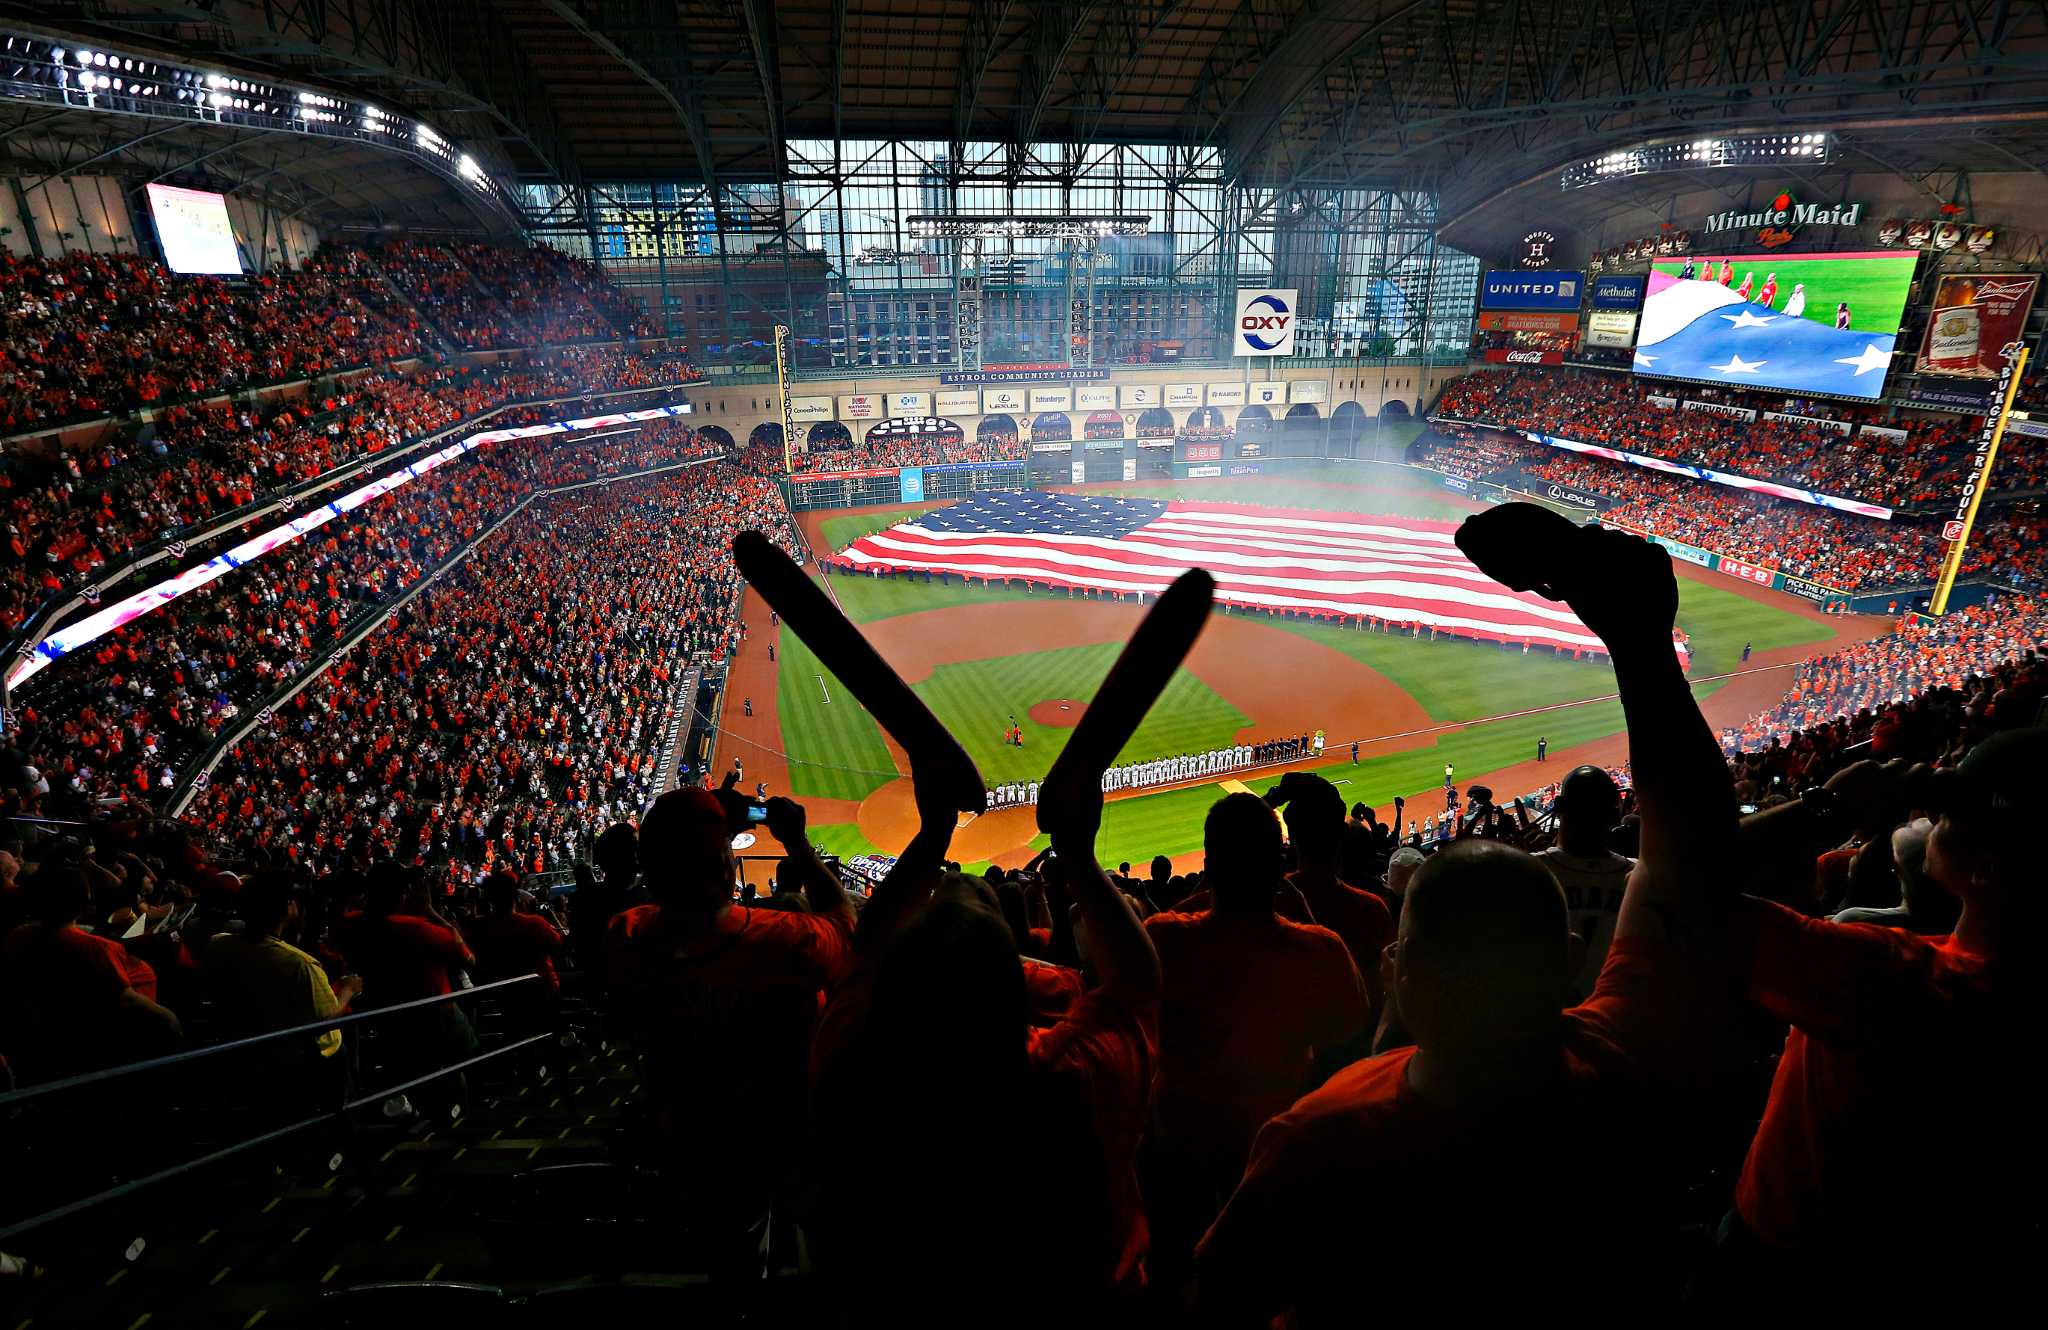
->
<box><xmin>773</xmin><ymin>323</ymin><xmax>795</xmax><ymax>474</ymax></box>
<box><xmin>1930</xmin><ymin>340</ymin><xmax>2028</xmax><ymax>616</ymax></box>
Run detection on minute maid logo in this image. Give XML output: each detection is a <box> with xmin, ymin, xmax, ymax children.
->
<box><xmin>1704</xmin><ymin>190</ymin><xmax>1864</xmax><ymax>248</ymax></box>
<box><xmin>1234</xmin><ymin>288</ymin><xmax>1298</xmax><ymax>356</ymax></box>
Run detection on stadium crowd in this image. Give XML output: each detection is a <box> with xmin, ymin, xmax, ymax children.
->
<box><xmin>1414</xmin><ymin>429</ymin><xmax>2048</xmax><ymax>594</ymax></box>
<box><xmin>4</xmin><ymin>503</ymin><xmax>2036</xmax><ymax>1322</ymax></box>
<box><xmin>1722</xmin><ymin>592</ymin><xmax>2048</xmax><ymax>754</ymax></box>
<box><xmin>357</xmin><ymin>241</ymin><xmax>655</xmax><ymax>348</ymax></box>
<box><xmin>1434</xmin><ymin>366</ymin><xmax>2045</xmax><ymax>504</ymax></box>
<box><xmin>2</xmin><ymin>420</ymin><xmax>714</xmax><ymax>821</ymax></box>
<box><xmin>0</xmin><ymin>250</ymin><xmax>426</xmax><ymax>431</ymax></box>
<box><xmin>181</xmin><ymin>462</ymin><xmax>793</xmax><ymax>877</ymax></box>
<box><xmin>2</xmin><ymin>345</ymin><xmax>698</xmax><ymax>638</ymax></box>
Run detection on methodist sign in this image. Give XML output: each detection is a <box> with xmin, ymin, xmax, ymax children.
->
<box><xmin>1233</xmin><ymin>288</ymin><xmax>1299</xmax><ymax>356</ymax></box>
<box><xmin>1480</xmin><ymin>270</ymin><xmax>1584</xmax><ymax>311</ymax></box>
<box><xmin>1590</xmin><ymin>275</ymin><xmax>1647</xmax><ymax>308</ymax></box>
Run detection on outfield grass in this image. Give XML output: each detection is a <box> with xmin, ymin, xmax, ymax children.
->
<box><xmin>918</xmin><ymin>643</ymin><xmax>1247</xmax><ymax>785</ymax></box>
<box><xmin>1667</xmin><ymin>575</ymin><xmax>1832</xmax><ymax>677</ymax></box>
<box><xmin>774</xmin><ymin>627</ymin><xmax>901</xmax><ymax>801</ymax></box>
<box><xmin>821</xmin><ymin>568</ymin><xmax>1043</xmax><ymax>624</ymax></box>
<box><xmin>818</xmin><ymin>503</ymin><xmax>947</xmax><ymax>552</ymax></box>
<box><xmin>1651</xmin><ymin>254</ymin><xmax>1916</xmax><ymax>333</ymax></box>
<box><xmin>777</xmin><ymin>479</ymin><xmax>1840</xmax><ymax>860</ymax></box>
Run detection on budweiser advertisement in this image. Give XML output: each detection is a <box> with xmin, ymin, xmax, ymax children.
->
<box><xmin>1915</xmin><ymin>273</ymin><xmax>2040</xmax><ymax>379</ymax></box>
<box><xmin>1483</xmin><ymin>349</ymin><xmax>1566</xmax><ymax>365</ymax></box>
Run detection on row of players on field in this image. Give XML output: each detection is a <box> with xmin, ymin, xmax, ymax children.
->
<box><xmin>985</xmin><ymin>731</ymin><xmax>1327</xmax><ymax>808</ymax></box>
<box><xmin>1676</xmin><ymin>257</ymin><xmax>1851</xmax><ymax>327</ymax></box>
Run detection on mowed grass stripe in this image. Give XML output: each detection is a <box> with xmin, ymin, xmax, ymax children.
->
<box><xmin>915</xmin><ymin>643</ymin><xmax>1249</xmax><ymax>786</ymax></box>
<box><xmin>821</xmin><ymin>568</ymin><xmax>1046</xmax><ymax>624</ymax></box>
<box><xmin>773</xmin><ymin>628</ymin><xmax>899</xmax><ymax>801</ymax></box>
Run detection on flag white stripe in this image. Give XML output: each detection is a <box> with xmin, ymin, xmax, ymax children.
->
<box><xmin>851</xmin><ymin>528</ymin><xmax>1590</xmax><ymax>629</ymax></box>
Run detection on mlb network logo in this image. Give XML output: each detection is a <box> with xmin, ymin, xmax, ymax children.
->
<box><xmin>1234</xmin><ymin>289</ymin><xmax>1298</xmax><ymax>356</ymax></box>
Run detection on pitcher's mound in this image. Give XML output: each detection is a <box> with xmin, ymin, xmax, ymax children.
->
<box><xmin>1028</xmin><ymin>699</ymin><xmax>1086</xmax><ymax>727</ymax></box>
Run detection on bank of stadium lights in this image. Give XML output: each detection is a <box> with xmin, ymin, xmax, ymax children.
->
<box><xmin>0</xmin><ymin>30</ymin><xmax>505</xmax><ymax>204</ymax></box>
<box><xmin>1562</xmin><ymin>133</ymin><xmax>1832</xmax><ymax>189</ymax></box>
<box><xmin>905</xmin><ymin>214</ymin><xmax>1152</xmax><ymax>240</ymax></box>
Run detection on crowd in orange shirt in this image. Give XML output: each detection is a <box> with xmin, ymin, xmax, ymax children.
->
<box><xmin>0</xmin><ymin>250</ymin><xmax>427</xmax><ymax>431</ymax></box>
<box><xmin>1</xmin><ymin>346</ymin><xmax>697</xmax><ymax>639</ymax></box>
<box><xmin>3</xmin><ymin>420</ymin><xmax>714</xmax><ymax>820</ymax></box>
<box><xmin>1413</xmin><ymin>429</ymin><xmax>2048</xmax><ymax>593</ymax></box>
<box><xmin>2</xmin><ymin>498</ymin><xmax>2042</xmax><ymax>1320</ymax></box>
<box><xmin>1434</xmin><ymin>367</ymin><xmax>2046</xmax><ymax>505</ymax></box>
<box><xmin>366</xmin><ymin>241</ymin><xmax>656</xmax><ymax>348</ymax></box>
<box><xmin>180</xmin><ymin>464</ymin><xmax>791</xmax><ymax>878</ymax></box>
<box><xmin>1723</xmin><ymin>594</ymin><xmax>2048</xmax><ymax>756</ymax></box>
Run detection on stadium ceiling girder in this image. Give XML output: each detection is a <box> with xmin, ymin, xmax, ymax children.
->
<box><xmin>86</xmin><ymin>0</ymin><xmax>581</xmax><ymax>187</ymax></box>
<box><xmin>0</xmin><ymin>99</ymin><xmax>500</xmax><ymax>235</ymax></box>
<box><xmin>1211</xmin><ymin>0</ymin><xmax>2048</xmax><ymax>207</ymax></box>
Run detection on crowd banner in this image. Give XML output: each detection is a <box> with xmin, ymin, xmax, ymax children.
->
<box><xmin>1516</xmin><ymin>430</ymin><xmax>1894</xmax><ymax>520</ymax></box>
<box><xmin>1647</xmin><ymin>394</ymin><xmax>1679</xmax><ymax>409</ymax></box>
<box><xmin>1858</xmin><ymin>423</ymin><xmax>1909</xmax><ymax>443</ymax></box>
<box><xmin>1900</xmin><ymin>383</ymin><xmax>1995</xmax><ymax>413</ymax></box>
<box><xmin>1762</xmin><ymin>410</ymin><xmax>1854</xmax><ymax>435</ymax></box>
<box><xmin>1602</xmin><ymin>519</ymin><xmax>1851</xmax><ymax>604</ymax></box>
<box><xmin>1681</xmin><ymin>399</ymin><xmax>1758</xmax><ymax>423</ymax></box>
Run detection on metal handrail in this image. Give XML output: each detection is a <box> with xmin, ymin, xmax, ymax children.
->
<box><xmin>0</xmin><ymin>974</ymin><xmax>541</xmax><ymax>1112</ymax></box>
<box><xmin>0</xmin><ymin>1028</ymin><xmax>556</xmax><ymax>1245</ymax></box>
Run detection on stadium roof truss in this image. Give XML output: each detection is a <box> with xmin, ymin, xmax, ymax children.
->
<box><xmin>11</xmin><ymin>1</ymin><xmax>2047</xmax><ymax>240</ymax></box>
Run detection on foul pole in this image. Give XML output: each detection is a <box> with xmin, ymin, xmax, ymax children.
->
<box><xmin>1930</xmin><ymin>340</ymin><xmax>2029</xmax><ymax>615</ymax></box>
<box><xmin>773</xmin><ymin>323</ymin><xmax>796</xmax><ymax>474</ymax></box>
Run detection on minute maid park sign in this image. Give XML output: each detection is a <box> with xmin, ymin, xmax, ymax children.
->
<box><xmin>1703</xmin><ymin>190</ymin><xmax>1864</xmax><ymax>248</ymax></box>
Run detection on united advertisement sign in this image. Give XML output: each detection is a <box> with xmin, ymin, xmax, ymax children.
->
<box><xmin>1481</xmin><ymin>269</ymin><xmax>1584</xmax><ymax>312</ymax></box>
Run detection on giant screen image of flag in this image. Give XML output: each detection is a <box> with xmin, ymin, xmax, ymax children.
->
<box><xmin>834</xmin><ymin>494</ymin><xmax>1668</xmax><ymax>661</ymax></box>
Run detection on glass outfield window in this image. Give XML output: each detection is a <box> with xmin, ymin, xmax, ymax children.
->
<box><xmin>525</xmin><ymin>142</ymin><xmax>1479</xmax><ymax>373</ymax></box>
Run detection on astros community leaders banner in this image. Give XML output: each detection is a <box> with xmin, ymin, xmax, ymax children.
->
<box><xmin>1480</xmin><ymin>270</ymin><xmax>1585</xmax><ymax>311</ymax></box>
<box><xmin>1233</xmin><ymin>288</ymin><xmax>1299</xmax><ymax>355</ymax></box>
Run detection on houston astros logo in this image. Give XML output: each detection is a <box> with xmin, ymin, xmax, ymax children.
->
<box><xmin>1239</xmin><ymin>293</ymin><xmax>1293</xmax><ymax>350</ymax></box>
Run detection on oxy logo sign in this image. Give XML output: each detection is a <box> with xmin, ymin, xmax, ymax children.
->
<box><xmin>1234</xmin><ymin>288</ymin><xmax>1298</xmax><ymax>356</ymax></box>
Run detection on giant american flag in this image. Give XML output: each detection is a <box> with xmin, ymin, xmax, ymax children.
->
<box><xmin>834</xmin><ymin>493</ymin><xmax>1663</xmax><ymax>661</ymax></box>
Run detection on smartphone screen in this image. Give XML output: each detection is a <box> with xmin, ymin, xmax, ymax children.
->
<box><xmin>747</xmin><ymin>804</ymin><xmax>769</xmax><ymax>823</ymax></box>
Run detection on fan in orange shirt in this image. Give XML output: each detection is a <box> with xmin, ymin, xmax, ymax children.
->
<box><xmin>1143</xmin><ymin>792</ymin><xmax>1369</xmax><ymax>1284</ymax></box>
<box><xmin>1197</xmin><ymin>508</ymin><xmax>1737</xmax><ymax>1323</ymax></box>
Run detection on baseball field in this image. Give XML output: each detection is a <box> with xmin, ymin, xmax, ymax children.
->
<box><xmin>715</xmin><ymin>465</ymin><xmax>1884</xmax><ymax>878</ymax></box>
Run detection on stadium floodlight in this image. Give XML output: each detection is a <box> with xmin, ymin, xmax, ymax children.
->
<box><xmin>1562</xmin><ymin>132</ymin><xmax>1833</xmax><ymax>188</ymax></box>
<box><xmin>905</xmin><ymin>214</ymin><xmax>1151</xmax><ymax>240</ymax></box>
